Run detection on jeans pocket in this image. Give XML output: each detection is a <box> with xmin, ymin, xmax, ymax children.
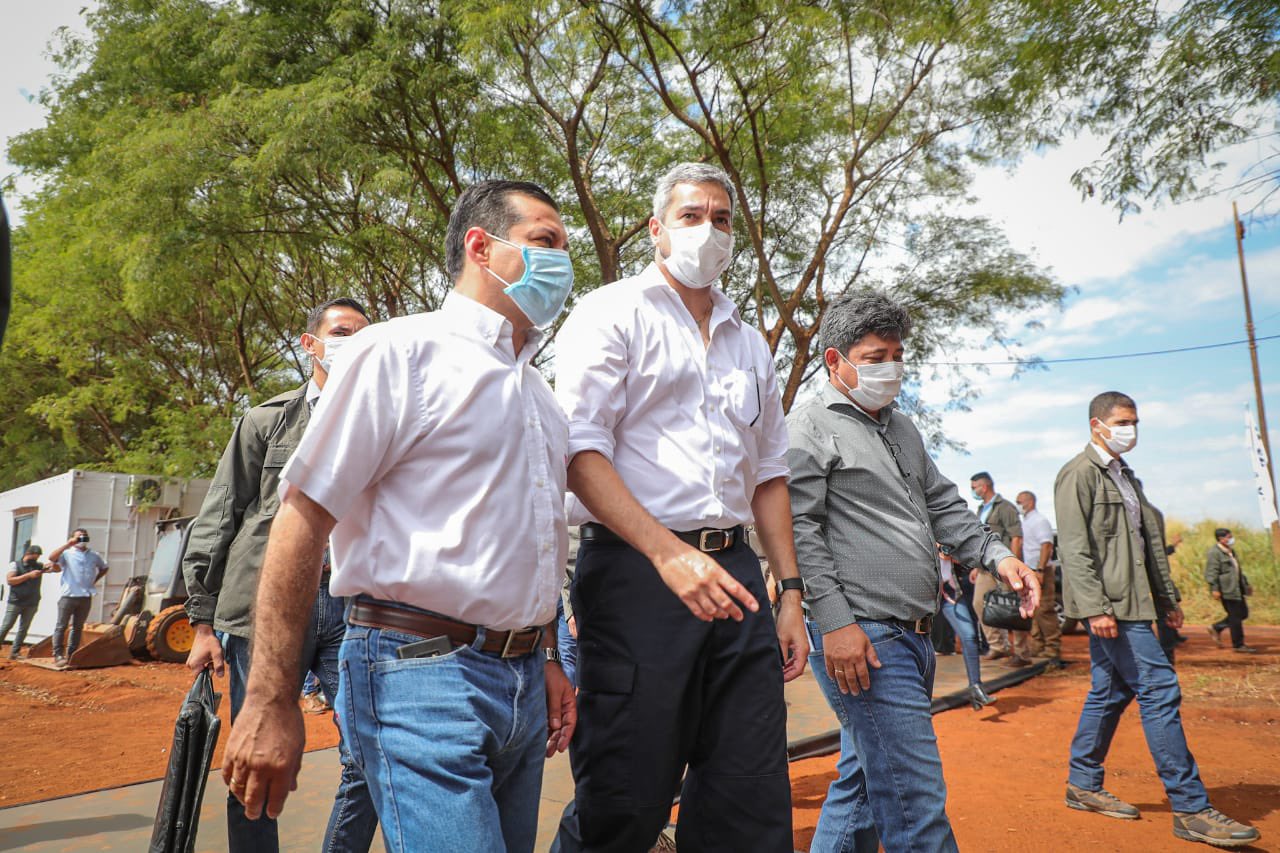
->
<box><xmin>370</xmin><ymin>629</ymin><xmax>472</xmax><ymax>673</ymax></box>
<box><xmin>858</xmin><ymin>621</ymin><xmax>906</xmax><ymax>646</ymax></box>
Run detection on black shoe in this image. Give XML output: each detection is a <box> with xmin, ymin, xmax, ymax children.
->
<box><xmin>968</xmin><ymin>684</ymin><xmax>997</xmax><ymax>711</ymax></box>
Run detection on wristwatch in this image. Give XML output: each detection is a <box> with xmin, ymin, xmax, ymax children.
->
<box><xmin>776</xmin><ymin>577</ymin><xmax>805</xmax><ymax>599</ymax></box>
<box><xmin>543</xmin><ymin>646</ymin><xmax>563</xmax><ymax>665</ymax></box>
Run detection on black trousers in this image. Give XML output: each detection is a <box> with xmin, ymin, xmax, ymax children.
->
<box><xmin>561</xmin><ymin>536</ymin><xmax>791</xmax><ymax>853</ymax></box>
<box><xmin>1212</xmin><ymin>598</ymin><xmax>1249</xmax><ymax>648</ymax></box>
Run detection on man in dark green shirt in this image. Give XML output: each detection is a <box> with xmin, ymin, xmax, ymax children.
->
<box><xmin>2</xmin><ymin>545</ymin><xmax>48</xmax><ymax>659</ymax></box>
<box><xmin>182</xmin><ymin>297</ymin><xmax>377</xmax><ymax>852</ymax></box>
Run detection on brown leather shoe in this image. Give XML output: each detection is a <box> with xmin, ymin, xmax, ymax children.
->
<box><xmin>1172</xmin><ymin>807</ymin><xmax>1260</xmax><ymax>848</ymax></box>
<box><xmin>981</xmin><ymin>648</ymin><xmax>1010</xmax><ymax>661</ymax></box>
<box><xmin>1065</xmin><ymin>783</ymin><xmax>1139</xmax><ymax>820</ymax></box>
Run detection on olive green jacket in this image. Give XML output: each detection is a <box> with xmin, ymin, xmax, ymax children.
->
<box><xmin>982</xmin><ymin>495</ymin><xmax>1022</xmax><ymax>552</ymax></box>
<box><xmin>182</xmin><ymin>385</ymin><xmax>311</xmax><ymax>638</ymax></box>
<box><xmin>1204</xmin><ymin>545</ymin><xmax>1250</xmax><ymax>600</ymax></box>
<box><xmin>1054</xmin><ymin>444</ymin><xmax>1180</xmax><ymax>622</ymax></box>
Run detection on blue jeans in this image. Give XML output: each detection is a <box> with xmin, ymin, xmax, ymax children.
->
<box><xmin>223</xmin><ymin>580</ymin><xmax>377</xmax><ymax>852</ymax></box>
<box><xmin>939</xmin><ymin>600</ymin><xmax>982</xmax><ymax>688</ymax></box>
<box><xmin>1068</xmin><ymin>621</ymin><xmax>1209</xmax><ymax>813</ymax></box>
<box><xmin>337</xmin><ymin>604</ymin><xmax>548</xmax><ymax>853</ymax></box>
<box><xmin>807</xmin><ymin>618</ymin><xmax>958</xmax><ymax>853</ymax></box>
<box><xmin>556</xmin><ymin>596</ymin><xmax>578</xmax><ymax>687</ymax></box>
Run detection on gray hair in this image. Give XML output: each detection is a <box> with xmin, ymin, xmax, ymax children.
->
<box><xmin>652</xmin><ymin>162</ymin><xmax>735</xmax><ymax>221</ymax></box>
<box><xmin>819</xmin><ymin>291</ymin><xmax>913</xmax><ymax>356</ymax></box>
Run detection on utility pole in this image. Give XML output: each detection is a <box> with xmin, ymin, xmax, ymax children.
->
<box><xmin>1233</xmin><ymin>201</ymin><xmax>1280</xmax><ymax>555</ymax></box>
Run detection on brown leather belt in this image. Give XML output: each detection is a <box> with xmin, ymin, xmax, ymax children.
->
<box><xmin>580</xmin><ymin>523</ymin><xmax>743</xmax><ymax>553</ymax></box>
<box><xmin>886</xmin><ymin>616</ymin><xmax>933</xmax><ymax>635</ymax></box>
<box><xmin>348</xmin><ymin>599</ymin><xmax>543</xmax><ymax>658</ymax></box>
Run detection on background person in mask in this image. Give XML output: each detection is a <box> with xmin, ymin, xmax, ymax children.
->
<box><xmin>222</xmin><ymin>181</ymin><xmax>576</xmax><ymax>853</ymax></box>
<box><xmin>1204</xmin><ymin>527</ymin><xmax>1255</xmax><ymax>653</ymax></box>
<box><xmin>554</xmin><ymin>161</ymin><xmax>808</xmax><ymax>852</ymax></box>
<box><xmin>182</xmin><ymin>296</ymin><xmax>376</xmax><ymax>853</ymax></box>
<box><xmin>968</xmin><ymin>471</ymin><xmax>1029</xmax><ymax>666</ymax></box>
<box><xmin>1016</xmin><ymin>490</ymin><xmax>1062</xmax><ymax>665</ymax></box>
<box><xmin>45</xmin><ymin>528</ymin><xmax>108</xmax><ymax>668</ymax></box>
<box><xmin>787</xmin><ymin>292</ymin><xmax>1039</xmax><ymax>853</ymax></box>
<box><xmin>1055</xmin><ymin>392</ymin><xmax>1259</xmax><ymax>848</ymax></box>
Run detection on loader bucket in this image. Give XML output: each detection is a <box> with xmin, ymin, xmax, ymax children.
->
<box><xmin>23</xmin><ymin>623</ymin><xmax>134</xmax><ymax>669</ymax></box>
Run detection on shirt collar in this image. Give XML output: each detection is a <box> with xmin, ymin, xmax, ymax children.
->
<box><xmin>1088</xmin><ymin>441</ymin><xmax>1123</xmax><ymax>469</ymax></box>
<box><xmin>639</xmin><ymin>262</ymin><xmax>742</xmax><ymax>330</ymax></box>
<box><xmin>306</xmin><ymin>380</ymin><xmax>322</xmax><ymax>406</ymax></box>
<box><xmin>442</xmin><ymin>290</ymin><xmax>544</xmax><ymax>362</ymax></box>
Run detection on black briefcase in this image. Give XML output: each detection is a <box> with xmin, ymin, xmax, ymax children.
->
<box><xmin>150</xmin><ymin>669</ymin><xmax>222</xmax><ymax>853</ymax></box>
<box><xmin>982</xmin><ymin>588</ymin><xmax>1033</xmax><ymax>632</ymax></box>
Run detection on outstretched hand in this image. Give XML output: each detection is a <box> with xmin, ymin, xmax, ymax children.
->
<box><xmin>995</xmin><ymin>556</ymin><xmax>1041</xmax><ymax>617</ymax></box>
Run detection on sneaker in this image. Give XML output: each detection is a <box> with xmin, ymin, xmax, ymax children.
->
<box><xmin>981</xmin><ymin>648</ymin><xmax>1010</xmax><ymax>661</ymax></box>
<box><xmin>1206</xmin><ymin>626</ymin><xmax>1223</xmax><ymax>648</ymax></box>
<box><xmin>54</xmin><ymin>657</ymin><xmax>69</xmax><ymax>670</ymax></box>
<box><xmin>1172</xmin><ymin>807</ymin><xmax>1261</xmax><ymax>848</ymax></box>
<box><xmin>1065</xmin><ymin>783</ymin><xmax>1140</xmax><ymax>820</ymax></box>
<box><xmin>300</xmin><ymin>692</ymin><xmax>332</xmax><ymax>714</ymax></box>
<box><xmin>1232</xmin><ymin>645</ymin><xmax>1258</xmax><ymax>654</ymax></box>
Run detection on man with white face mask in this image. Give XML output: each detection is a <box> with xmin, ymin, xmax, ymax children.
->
<box><xmin>554</xmin><ymin>162</ymin><xmax>808</xmax><ymax>851</ymax></box>
<box><xmin>182</xmin><ymin>296</ymin><xmax>377</xmax><ymax>852</ymax></box>
<box><xmin>787</xmin><ymin>292</ymin><xmax>1040</xmax><ymax>852</ymax></box>
<box><xmin>45</xmin><ymin>528</ymin><xmax>108</xmax><ymax>668</ymax></box>
<box><xmin>1055</xmin><ymin>391</ymin><xmax>1259</xmax><ymax>848</ymax></box>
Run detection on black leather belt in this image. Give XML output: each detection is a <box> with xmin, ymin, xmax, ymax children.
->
<box><xmin>580</xmin><ymin>523</ymin><xmax>743</xmax><ymax>553</ymax></box>
<box><xmin>884</xmin><ymin>615</ymin><xmax>933</xmax><ymax>635</ymax></box>
<box><xmin>348</xmin><ymin>599</ymin><xmax>543</xmax><ymax>658</ymax></box>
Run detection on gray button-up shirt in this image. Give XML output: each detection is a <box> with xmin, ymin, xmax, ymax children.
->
<box><xmin>786</xmin><ymin>383</ymin><xmax>1015</xmax><ymax>632</ymax></box>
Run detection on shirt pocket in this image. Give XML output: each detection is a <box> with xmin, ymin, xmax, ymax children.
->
<box><xmin>723</xmin><ymin>367</ymin><xmax>762</xmax><ymax>429</ymax></box>
<box><xmin>1095</xmin><ymin>490</ymin><xmax>1124</xmax><ymax>539</ymax></box>
<box><xmin>259</xmin><ymin>442</ymin><xmax>297</xmax><ymax>514</ymax></box>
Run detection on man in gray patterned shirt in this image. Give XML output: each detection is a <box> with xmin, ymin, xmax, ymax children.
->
<box><xmin>787</xmin><ymin>292</ymin><xmax>1040</xmax><ymax>853</ymax></box>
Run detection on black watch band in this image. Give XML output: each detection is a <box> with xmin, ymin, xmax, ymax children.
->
<box><xmin>776</xmin><ymin>577</ymin><xmax>805</xmax><ymax>598</ymax></box>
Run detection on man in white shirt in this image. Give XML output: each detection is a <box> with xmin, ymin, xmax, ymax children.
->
<box><xmin>554</xmin><ymin>162</ymin><xmax>808</xmax><ymax>852</ymax></box>
<box><xmin>221</xmin><ymin>180</ymin><xmax>578</xmax><ymax>853</ymax></box>
<box><xmin>1016</xmin><ymin>490</ymin><xmax>1061</xmax><ymax>663</ymax></box>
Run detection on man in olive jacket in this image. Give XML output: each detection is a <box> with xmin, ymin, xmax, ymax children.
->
<box><xmin>182</xmin><ymin>298</ymin><xmax>377</xmax><ymax>853</ymax></box>
<box><xmin>1205</xmin><ymin>528</ymin><xmax>1254</xmax><ymax>652</ymax></box>
<box><xmin>1055</xmin><ymin>391</ymin><xmax>1259</xmax><ymax>849</ymax></box>
<box><xmin>969</xmin><ymin>472</ymin><xmax>1028</xmax><ymax>663</ymax></box>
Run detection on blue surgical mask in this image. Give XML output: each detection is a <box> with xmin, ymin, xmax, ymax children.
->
<box><xmin>971</xmin><ymin>489</ymin><xmax>983</xmax><ymax>501</ymax></box>
<box><xmin>484</xmin><ymin>233</ymin><xmax>574</xmax><ymax>328</ymax></box>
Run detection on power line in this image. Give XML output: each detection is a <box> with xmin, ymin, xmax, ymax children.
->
<box><xmin>916</xmin><ymin>333</ymin><xmax>1280</xmax><ymax>368</ymax></box>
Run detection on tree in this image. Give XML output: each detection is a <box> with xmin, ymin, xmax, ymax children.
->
<box><xmin>4</xmin><ymin>0</ymin><xmax>1100</xmax><ymax>485</ymax></box>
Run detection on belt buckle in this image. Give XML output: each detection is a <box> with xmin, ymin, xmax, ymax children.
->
<box><xmin>501</xmin><ymin>627</ymin><xmax>542</xmax><ymax>659</ymax></box>
<box><xmin>699</xmin><ymin>529</ymin><xmax>729</xmax><ymax>552</ymax></box>
<box><xmin>913</xmin><ymin>616</ymin><xmax>931</xmax><ymax>635</ymax></box>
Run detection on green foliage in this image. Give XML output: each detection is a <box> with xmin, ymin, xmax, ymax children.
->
<box><xmin>1167</xmin><ymin>519</ymin><xmax>1280</xmax><ymax>626</ymax></box>
<box><xmin>2</xmin><ymin>0</ymin><xmax>1108</xmax><ymax>487</ymax></box>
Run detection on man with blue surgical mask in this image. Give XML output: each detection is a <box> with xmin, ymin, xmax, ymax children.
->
<box><xmin>555</xmin><ymin>162</ymin><xmax>808</xmax><ymax>851</ymax></box>
<box><xmin>222</xmin><ymin>181</ymin><xmax>576</xmax><ymax>853</ymax></box>
<box><xmin>787</xmin><ymin>291</ymin><xmax>1039</xmax><ymax>852</ymax></box>
<box><xmin>1055</xmin><ymin>392</ymin><xmax>1259</xmax><ymax>848</ymax></box>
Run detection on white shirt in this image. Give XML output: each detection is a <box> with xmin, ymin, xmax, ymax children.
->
<box><xmin>556</xmin><ymin>262</ymin><xmax>789</xmax><ymax>529</ymax></box>
<box><xmin>281</xmin><ymin>292</ymin><xmax>568</xmax><ymax>630</ymax></box>
<box><xmin>1020</xmin><ymin>508</ymin><xmax>1054</xmax><ymax>569</ymax></box>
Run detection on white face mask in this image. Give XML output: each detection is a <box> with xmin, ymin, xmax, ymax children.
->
<box><xmin>315</xmin><ymin>335</ymin><xmax>349</xmax><ymax>374</ymax></box>
<box><xmin>658</xmin><ymin>221</ymin><xmax>733</xmax><ymax>288</ymax></box>
<box><xmin>1226</xmin><ymin>536</ymin><xmax>1236</xmax><ymax>547</ymax></box>
<box><xmin>1095</xmin><ymin>419</ymin><xmax>1137</xmax><ymax>454</ymax></box>
<box><xmin>835</xmin><ymin>354</ymin><xmax>904</xmax><ymax>412</ymax></box>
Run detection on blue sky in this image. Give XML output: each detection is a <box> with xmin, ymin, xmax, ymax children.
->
<box><xmin>5</xmin><ymin>3</ymin><xmax>1278</xmax><ymax>528</ymax></box>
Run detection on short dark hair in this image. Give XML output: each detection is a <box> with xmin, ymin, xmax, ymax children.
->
<box><xmin>819</xmin><ymin>292</ymin><xmax>913</xmax><ymax>357</ymax></box>
<box><xmin>445</xmin><ymin>180</ymin><xmax>559</xmax><ymax>280</ymax></box>
<box><xmin>1215</xmin><ymin>528</ymin><xmax>1231</xmax><ymax>539</ymax></box>
<box><xmin>1089</xmin><ymin>391</ymin><xmax>1137</xmax><ymax>422</ymax></box>
<box><xmin>970</xmin><ymin>471</ymin><xmax>993</xmax><ymax>487</ymax></box>
<box><xmin>71</xmin><ymin>527</ymin><xmax>88</xmax><ymax>537</ymax></box>
<box><xmin>1017</xmin><ymin>490</ymin><xmax>1036</xmax><ymax>504</ymax></box>
<box><xmin>306</xmin><ymin>298</ymin><xmax>370</xmax><ymax>334</ymax></box>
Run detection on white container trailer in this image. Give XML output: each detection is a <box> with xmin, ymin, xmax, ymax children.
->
<box><xmin>0</xmin><ymin>469</ymin><xmax>210</xmax><ymax>644</ymax></box>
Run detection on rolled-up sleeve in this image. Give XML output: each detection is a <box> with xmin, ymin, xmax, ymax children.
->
<box><xmin>281</xmin><ymin>333</ymin><xmax>425</xmax><ymax>521</ymax></box>
<box><xmin>555</xmin><ymin>293</ymin><xmax>628</xmax><ymax>463</ymax></box>
<box><xmin>920</xmin><ymin>449</ymin><xmax>1012</xmax><ymax>575</ymax></box>
<box><xmin>786</xmin><ymin>412</ymin><xmax>855</xmax><ymax>634</ymax></box>
<box><xmin>754</xmin><ymin>338</ymin><xmax>789</xmax><ymax>486</ymax></box>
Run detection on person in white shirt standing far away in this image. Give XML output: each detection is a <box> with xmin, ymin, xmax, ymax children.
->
<box><xmin>221</xmin><ymin>180</ymin><xmax>578</xmax><ymax>853</ymax></box>
<box><xmin>553</xmin><ymin>162</ymin><xmax>809</xmax><ymax>853</ymax></box>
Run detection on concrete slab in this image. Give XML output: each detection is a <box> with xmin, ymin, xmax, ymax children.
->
<box><xmin>0</xmin><ymin>651</ymin><xmax>1034</xmax><ymax>851</ymax></box>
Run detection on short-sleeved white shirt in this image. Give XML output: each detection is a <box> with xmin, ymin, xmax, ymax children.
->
<box><xmin>555</xmin><ymin>263</ymin><xmax>789</xmax><ymax>530</ymax></box>
<box><xmin>1020</xmin><ymin>508</ymin><xmax>1055</xmax><ymax>570</ymax></box>
<box><xmin>281</xmin><ymin>292</ymin><xmax>569</xmax><ymax>630</ymax></box>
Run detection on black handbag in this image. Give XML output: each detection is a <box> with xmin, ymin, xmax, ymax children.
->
<box><xmin>150</xmin><ymin>669</ymin><xmax>222</xmax><ymax>853</ymax></box>
<box><xmin>982</xmin><ymin>588</ymin><xmax>1032</xmax><ymax>632</ymax></box>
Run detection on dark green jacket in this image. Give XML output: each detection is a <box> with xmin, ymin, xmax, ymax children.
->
<box><xmin>182</xmin><ymin>385</ymin><xmax>310</xmax><ymax>637</ymax></box>
<box><xmin>982</xmin><ymin>495</ymin><xmax>1022</xmax><ymax>552</ymax></box>
<box><xmin>1054</xmin><ymin>444</ymin><xmax>1179</xmax><ymax>622</ymax></box>
<box><xmin>1204</xmin><ymin>545</ymin><xmax>1250</xmax><ymax>600</ymax></box>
